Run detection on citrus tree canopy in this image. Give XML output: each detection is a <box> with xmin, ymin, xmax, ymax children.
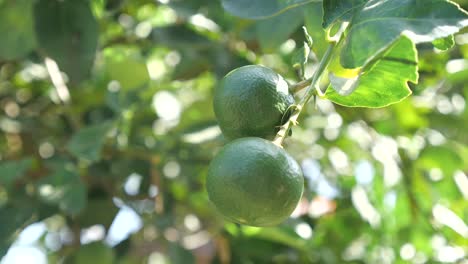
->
<box><xmin>1</xmin><ymin>0</ymin><xmax>468</xmax><ymax>263</ymax></box>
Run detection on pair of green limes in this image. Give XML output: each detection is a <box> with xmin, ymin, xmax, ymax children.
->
<box><xmin>207</xmin><ymin>65</ymin><xmax>304</xmax><ymax>227</ymax></box>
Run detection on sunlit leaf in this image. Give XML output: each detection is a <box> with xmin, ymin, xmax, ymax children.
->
<box><xmin>304</xmin><ymin>2</ymin><xmax>329</xmax><ymax>58</ymax></box>
<box><xmin>103</xmin><ymin>46</ymin><xmax>150</xmax><ymax>90</ymax></box>
<box><xmin>326</xmin><ymin>36</ymin><xmax>418</xmax><ymax>107</ymax></box>
<box><xmin>417</xmin><ymin>146</ymin><xmax>463</xmax><ymax>177</ymax></box>
<box><xmin>341</xmin><ymin>0</ymin><xmax>468</xmax><ymax>68</ymax></box>
<box><xmin>433</xmin><ymin>35</ymin><xmax>455</xmax><ymax>50</ymax></box>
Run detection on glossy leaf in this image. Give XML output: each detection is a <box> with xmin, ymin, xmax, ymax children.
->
<box><xmin>67</xmin><ymin>122</ymin><xmax>114</xmax><ymax>162</ymax></box>
<box><xmin>326</xmin><ymin>36</ymin><xmax>418</xmax><ymax>107</ymax></box>
<box><xmin>221</xmin><ymin>0</ymin><xmax>316</xmax><ymax>19</ymax></box>
<box><xmin>303</xmin><ymin>2</ymin><xmax>329</xmax><ymax>58</ymax></box>
<box><xmin>322</xmin><ymin>0</ymin><xmax>367</xmax><ymax>28</ymax></box>
<box><xmin>341</xmin><ymin>0</ymin><xmax>468</xmax><ymax>68</ymax></box>
<box><xmin>0</xmin><ymin>0</ymin><xmax>36</xmax><ymax>60</ymax></box>
<box><xmin>34</xmin><ymin>0</ymin><xmax>98</xmax><ymax>83</ymax></box>
<box><xmin>256</xmin><ymin>7</ymin><xmax>304</xmax><ymax>52</ymax></box>
<box><xmin>433</xmin><ymin>35</ymin><xmax>455</xmax><ymax>50</ymax></box>
<box><xmin>0</xmin><ymin>158</ymin><xmax>33</xmax><ymax>188</ymax></box>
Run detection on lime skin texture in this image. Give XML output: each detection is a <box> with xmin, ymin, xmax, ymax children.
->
<box><xmin>213</xmin><ymin>65</ymin><xmax>295</xmax><ymax>141</ymax></box>
<box><xmin>207</xmin><ymin>137</ymin><xmax>304</xmax><ymax>227</ymax></box>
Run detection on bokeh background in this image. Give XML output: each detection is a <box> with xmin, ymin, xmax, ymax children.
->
<box><xmin>1</xmin><ymin>0</ymin><xmax>468</xmax><ymax>263</ymax></box>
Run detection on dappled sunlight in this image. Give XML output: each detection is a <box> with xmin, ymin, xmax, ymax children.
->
<box><xmin>454</xmin><ymin>170</ymin><xmax>468</xmax><ymax>199</ymax></box>
<box><xmin>124</xmin><ymin>173</ymin><xmax>143</xmax><ymax>196</ymax></box>
<box><xmin>294</xmin><ymin>223</ymin><xmax>313</xmax><ymax>239</ymax></box>
<box><xmin>352</xmin><ymin>186</ymin><xmax>381</xmax><ymax>228</ymax></box>
<box><xmin>1</xmin><ymin>0</ymin><xmax>467</xmax><ymax>263</ymax></box>
<box><xmin>432</xmin><ymin>204</ymin><xmax>468</xmax><ymax>238</ymax></box>
<box><xmin>106</xmin><ymin>206</ymin><xmax>143</xmax><ymax>246</ymax></box>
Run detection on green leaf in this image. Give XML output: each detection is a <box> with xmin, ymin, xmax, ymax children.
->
<box><xmin>417</xmin><ymin>146</ymin><xmax>463</xmax><ymax>177</ymax></box>
<box><xmin>60</xmin><ymin>182</ymin><xmax>87</xmax><ymax>216</ymax></box>
<box><xmin>0</xmin><ymin>203</ymin><xmax>36</xmax><ymax>257</ymax></box>
<box><xmin>341</xmin><ymin>0</ymin><xmax>468</xmax><ymax>68</ymax></box>
<box><xmin>256</xmin><ymin>7</ymin><xmax>304</xmax><ymax>52</ymax></box>
<box><xmin>433</xmin><ymin>35</ymin><xmax>455</xmax><ymax>50</ymax></box>
<box><xmin>0</xmin><ymin>158</ymin><xmax>33</xmax><ymax>188</ymax></box>
<box><xmin>326</xmin><ymin>36</ymin><xmax>418</xmax><ymax>107</ymax></box>
<box><xmin>172</xmin><ymin>49</ymin><xmax>211</xmax><ymax>80</ymax></box>
<box><xmin>221</xmin><ymin>0</ymin><xmax>316</xmax><ymax>19</ymax></box>
<box><xmin>303</xmin><ymin>2</ymin><xmax>329</xmax><ymax>58</ymax></box>
<box><xmin>34</xmin><ymin>0</ymin><xmax>98</xmax><ymax>83</ymax></box>
<box><xmin>291</xmin><ymin>43</ymin><xmax>311</xmax><ymax>77</ymax></box>
<box><xmin>103</xmin><ymin>46</ymin><xmax>150</xmax><ymax>90</ymax></box>
<box><xmin>67</xmin><ymin>122</ymin><xmax>114</xmax><ymax>162</ymax></box>
<box><xmin>242</xmin><ymin>226</ymin><xmax>308</xmax><ymax>251</ymax></box>
<box><xmin>169</xmin><ymin>243</ymin><xmax>195</xmax><ymax>264</ymax></box>
<box><xmin>0</xmin><ymin>0</ymin><xmax>36</xmax><ymax>60</ymax></box>
<box><xmin>322</xmin><ymin>0</ymin><xmax>367</xmax><ymax>28</ymax></box>
<box><xmin>37</xmin><ymin>169</ymin><xmax>87</xmax><ymax>216</ymax></box>
<box><xmin>74</xmin><ymin>241</ymin><xmax>115</xmax><ymax>264</ymax></box>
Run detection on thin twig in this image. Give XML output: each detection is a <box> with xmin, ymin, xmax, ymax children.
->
<box><xmin>273</xmin><ymin>42</ymin><xmax>337</xmax><ymax>147</ymax></box>
<box><xmin>273</xmin><ymin>24</ymin><xmax>349</xmax><ymax>147</ymax></box>
<box><xmin>289</xmin><ymin>77</ymin><xmax>313</xmax><ymax>94</ymax></box>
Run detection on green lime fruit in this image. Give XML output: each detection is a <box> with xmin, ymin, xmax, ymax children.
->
<box><xmin>207</xmin><ymin>137</ymin><xmax>304</xmax><ymax>226</ymax></box>
<box><xmin>214</xmin><ymin>65</ymin><xmax>295</xmax><ymax>140</ymax></box>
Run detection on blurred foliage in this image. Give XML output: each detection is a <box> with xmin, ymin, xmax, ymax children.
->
<box><xmin>0</xmin><ymin>0</ymin><xmax>467</xmax><ymax>263</ymax></box>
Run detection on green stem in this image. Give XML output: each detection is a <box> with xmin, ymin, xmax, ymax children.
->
<box><xmin>289</xmin><ymin>77</ymin><xmax>313</xmax><ymax>94</ymax></box>
<box><xmin>273</xmin><ymin>42</ymin><xmax>337</xmax><ymax>147</ymax></box>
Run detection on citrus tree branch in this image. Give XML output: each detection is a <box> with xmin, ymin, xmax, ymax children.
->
<box><xmin>273</xmin><ymin>37</ymin><xmax>340</xmax><ymax>147</ymax></box>
<box><xmin>289</xmin><ymin>77</ymin><xmax>313</xmax><ymax>94</ymax></box>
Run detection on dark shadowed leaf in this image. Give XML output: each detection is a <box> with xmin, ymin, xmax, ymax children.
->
<box><xmin>0</xmin><ymin>0</ymin><xmax>36</xmax><ymax>60</ymax></box>
<box><xmin>221</xmin><ymin>0</ymin><xmax>317</xmax><ymax>19</ymax></box>
<box><xmin>34</xmin><ymin>0</ymin><xmax>98</xmax><ymax>83</ymax></box>
<box><xmin>0</xmin><ymin>203</ymin><xmax>36</xmax><ymax>258</ymax></box>
<box><xmin>322</xmin><ymin>0</ymin><xmax>367</xmax><ymax>28</ymax></box>
<box><xmin>291</xmin><ymin>43</ymin><xmax>311</xmax><ymax>77</ymax></box>
<box><xmin>37</xmin><ymin>169</ymin><xmax>87</xmax><ymax>216</ymax></box>
<box><xmin>0</xmin><ymin>158</ymin><xmax>33</xmax><ymax>188</ymax></box>
<box><xmin>256</xmin><ymin>7</ymin><xmax>304</xmax><ymax>52</ymax></box>
<box><xmin>67</xmin><ymin>121</ymin><xmax>114</xmax><ymax>162</ymax></box>
<box><xmin>169</xmin><ymin>243</ymin><xmax>195</xmax><ymax>264</ymax></box>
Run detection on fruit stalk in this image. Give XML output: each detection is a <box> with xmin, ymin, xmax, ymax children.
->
<box><xmin>273</xmin><ymin>38</ymin><xmax>339</xmax><ymax>147</ymax></box>
<box><xmin>289</xmin><ymin>77</ymin><xmax>313</xmax><ymax>93</ymax></box>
